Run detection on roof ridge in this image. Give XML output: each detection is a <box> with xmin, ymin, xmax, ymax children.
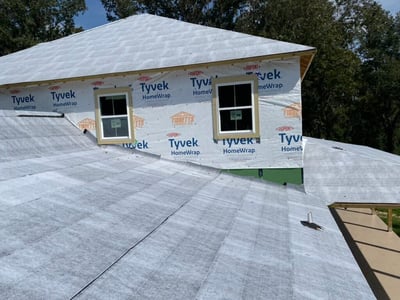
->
<box><xmin>0</xmin><ymin>13</ymin><xmax>315</xmax><ymax>87</ymax></box>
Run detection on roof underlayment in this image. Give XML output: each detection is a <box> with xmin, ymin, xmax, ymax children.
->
<box><xmin>303</xmin><ymin>137</ymin><xmax>400</xmax><ymax>203</ymax></box>
<box><xmin>2</xmin><ymin>13</ymin><xmax>400</xmax><ymax>298</ymax></box>
<box><xmin>0</xmin><ymin>14</ymin><xmax>315</xmax><ymax>88</ymax></box>
<box><xmin>0</xmin><ymin>110</ymin><xmax>377</xmax><ymax>299</ymax></box>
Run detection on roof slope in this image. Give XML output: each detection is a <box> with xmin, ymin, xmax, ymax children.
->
<box><xmin>0</xmin><ymin>110</ymin><xmax>372</xmax><ymax>299</ymax></box>
<box><xmin>0</xmin><ymin>14</ymin><xmax>315</xmax><ymax>87</ymax></box>
<box><xmin>303</xmin><ymin>137</ymin><xmax>400</xmax><ymax>204</ymax></box>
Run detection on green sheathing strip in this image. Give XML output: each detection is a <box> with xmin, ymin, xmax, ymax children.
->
<box><xmin>225</xmin><ymin>168</ymin><xmax>303</xmax><ymax>185</ymax></box>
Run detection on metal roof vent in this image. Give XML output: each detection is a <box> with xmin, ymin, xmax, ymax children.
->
<box><xmin>301</xmin><ymin>211</ymin><xmax>323</xmax><ymax>230</ymax></box>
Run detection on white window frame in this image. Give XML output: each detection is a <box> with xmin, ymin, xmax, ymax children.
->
<box><xmin>212</xmin><ymin>75</ymin><xmax>260</xmax><ymax>140</ymax></box>
<box><xmin>94</xmin><ymin>87</ymin><xmax>135</xmax><ymax>145</ymax></box>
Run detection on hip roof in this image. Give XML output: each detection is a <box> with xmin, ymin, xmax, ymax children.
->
<box><xmin>0</xmin><ymin>14</ymin><xmax>315</xmax><ymax>88</ymax></box>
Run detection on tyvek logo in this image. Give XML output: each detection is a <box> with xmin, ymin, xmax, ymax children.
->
<box><xmin>11</xmin><ymin>92</ymin><xmax>36</xmax><ymax>111</ymax></box>
<box><xmin>279</xmin><ymin>133</ymin><xmax>302</xmax><ymax>145</ymax></box>
<box><xmin>190</xmin><ymin>74</ymin><xmax>213</xmax><ymax>97</ymax></box>
<box><xmin>169</xmin><ymin>138</ymin><xmax>199</xmax><ymax>149</ymax></box>
<box><xmin>123</xmin><ymin>140</ymin><xmax>149</xmax><ymax>150</ymax></box>
<box><xmin>222</xmin><ymin>138</ymin><xmax>256</xmax><ymax>155</ymax></box>
<box><xmin>245</xmin><ymin>67</ymin><xmax>284</xmax><ymax>91</ymax></box>
<box><xmin>279</xmin><ymin>132</ymin><xmax>303</xmax><ymax>153</ymax></box>
<box><xmin>190</xmin><ymin>77</ymin><xmax>211</xmax><ymax>90</ymax></box>
<box><xmin>49</xmin><ymin>85</ymin><xmax>61</xmax><ymax>91</ymax></box>
<box><xmin>139</xmin><ymin>77</ymin><xmax>171</xmax><ymax>100</ymax></box>
<box><xmin>245</xmin><ymin>69</ymin><xmax>282</xmax><ymax>80</ymax></box>
<box><xmin>222</xmin><ymin>138</ymin><xmax>254</xmax><ymax>147</ymax></box>
<box><xmin>169</xmin><ymin>137</ymin><xmax>201</xmax><ymax>156</ymax></box>
<box><xmin>51</xmin><ymin>89</ymin><xmax>76</xmax><ymax>102</ymax></box>
<box><xmin>12</xmin><ymin>94</ymin><xmax>35</xmax><ymax>105</ymax></box>
<box><xmin>140</xmin><ymin>81</ymin><xmax>169</xmax><ymax>94</ymax></box>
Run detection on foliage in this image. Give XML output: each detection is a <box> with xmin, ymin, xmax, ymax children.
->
<box><xmin>235</xmin><ymin>0</ymin><xmax>362</xmax><ymax>141</ymax></box>
<box><xmin>354</xmin><ymin>3</ymin><xmax>400</xmax><ymax>152</ymax></box>
<box><xmin>377</xmin><ymin>208</ymin><xmax>400</xmax><ymax>236</ymax></box>
<box><xmin>0</xmin><ymin>0</ymin><xmax>86</xmax><ymax>56</ymax></box>
<box><xmin>100</xmin><ymin>0</ymin><xmax>137</xmax><ymax>20</ymax></box>
<box><xmin>100</xmin><ymin>0</ymin><xmax>247</xmax><ymax>28</ymax></box>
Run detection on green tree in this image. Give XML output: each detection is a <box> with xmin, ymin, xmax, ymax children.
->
<box><xmin>100</xmin><ymin>0</ymin><xmax>247</xmax><ymax>28</ymax></box>
<box><xmin>101</xmin><ymin>0</ymin><xmax>207</xmax><ymax>23</ymax></box>
<box><xmin>100</xmin><ymin>0</ymin><xmax>137</xmax><ymax>21</ymax></box>
<box><xmin>0</xmin><ymin>0</ymin><xmax>86</xmax><ymax>56</ymax></box>
<box><xmin>236</xmin><ymin>0</ymin><xmax>400</xmax><ymax>152</ymax></box>
<box><xmin>352</xmin><ymin>3</ymin><xmax>400</xmax><ymax>153</ymax></box>
<box><xmin>236</xmin><ymin>0</ymin><xmax>361</xmax><ymax>141</ymax></box>
<box><xmin>136</xmin><ymin>0</ymin><xmax>210</xmax><ymax>24</ymax></box>
<box><xmin>202</xmin><ymin>0</ymin><xmax>247</xmax><ymax>30</ymax></box>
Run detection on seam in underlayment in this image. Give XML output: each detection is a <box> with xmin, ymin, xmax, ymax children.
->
<box><xmin>69</xmin><ymin>174</ymin><xmax>217</xmax><ymax>299</ymax></box>
<box><xmin>69</xmin><ymin>199</ymin><xmax>190</xmax><ymax>299</ymax></box>
<box><xmin>194</xmin><ymin>178</ymin><xmax>249</xmax><ymax>299</ymax></box>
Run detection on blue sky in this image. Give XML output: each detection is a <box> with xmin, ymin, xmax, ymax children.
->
<box><xmin>382</xmin><ymin>0</ymin><xmax>400</xmax><ymax>15</ymax></box>
<box><xmin>74</xmin><ymin>1</ymin><xmax>108</xmax><ymax>29</ymax></box>
<box><xmin>75</xmin><ymin>0</ymin><xmax>400</xmax><ymax>30</ymax></box>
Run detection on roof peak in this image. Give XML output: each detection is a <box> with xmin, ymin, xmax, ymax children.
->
<box><xmin>0</xmin><ymin>13</ymin><xmax>315</xmax><ymax>87</ymax></box>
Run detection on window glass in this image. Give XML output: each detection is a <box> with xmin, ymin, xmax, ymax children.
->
<box><xmin>100</xmin><ymin>97</ymin><xmax>113</xmax><ymax>115</ymax></box>
<box><xmin>218</xmin><ymin>84</ymin><xmax>252</xmax><ymax>108</ymax></box>
<box><xmin>100</xmin><ymin>96</ymin><xmax>127</xmax><ymax>116</ymax></box>
<box><xmin>212</xmin><ymin>75</ymin><xmax>259</xmax><ymax>139</ymax></box>
<box><xmin>102</xmin><ymin>117</ymin><xmax>129</xmax><ymax>137</ymax></box>
<box><xmin>114</xmin><ymin>99</ymin><xmax>127</xmax><ymax>115</ymax></box>
<box><xmin>220</xmin><ymin>108</ymin><xmax>253</xmax><ymax>131</ymax></box>
<box><xmin>235</xmin><ymin>84</ymin><xmax>252</xmax><ymax>106</ymax></box>
<box><xmin>94</xmin><ymin>87</ymin><xmax>134</xmax><ymax>144</ymax></box>
<box><xmin>218</xmin><ymin>85</ymin><xmax>235</xmax><ymax>108</ymax></box>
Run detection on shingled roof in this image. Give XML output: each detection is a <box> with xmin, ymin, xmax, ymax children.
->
<box><xmin>0</xmin><ymin>14</ymin><xmax>315</xmax><ymax>88</ymax></box>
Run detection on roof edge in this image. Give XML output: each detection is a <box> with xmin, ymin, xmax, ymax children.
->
<box><xmin>0</xmin><ymin>49</ymin><xmax>316</xmax><ymax>89</ymax></box>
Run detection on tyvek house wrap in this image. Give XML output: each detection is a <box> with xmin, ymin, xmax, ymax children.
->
<box><xmin>0</xmin><ymin>14</ymin><xmax>314</xmax><ymax>169</ymax></box>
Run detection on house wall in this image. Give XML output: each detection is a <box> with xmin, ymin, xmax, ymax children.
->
<box><xmin>0</xmin><ymin>57</ymin><xmax>303</xmax><ymax>169</ymax></box>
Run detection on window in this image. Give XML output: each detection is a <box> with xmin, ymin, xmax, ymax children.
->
<box><xmin>212</xmin><ymin>75</ymin><xmax>259</xmax><ymax>139</ymax></box>
<box><xmin>94</xmin><ymin>87</ymin><xmax>134</xmax><ymax>144</ymax></box>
